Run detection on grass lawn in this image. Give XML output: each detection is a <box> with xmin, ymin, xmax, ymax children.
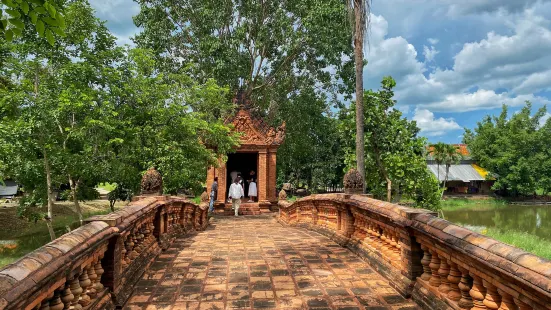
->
<box><xmin>0</xmin><ymin>199</ymin><xmax>127</xmax><ymax>268</ymax></box>
<box><xmin>96</xmin><ymin>182</ymin><xmax>117</xmax><ymax>192</ymax></box>
<box><xmin>482</xmin><ymin>228</ymin><xmax>551</xmax><ymax>260</ymax></box>
<box><xmin>440</xmin><ymin>198</ymin><xmax>508</xmax><ymax>211</ymax></box>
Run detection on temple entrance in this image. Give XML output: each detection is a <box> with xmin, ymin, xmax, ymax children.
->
<box><xmin>226</xmin><ymin>152</ymin><xmax>258</xmax><ymax>201</ymax></box>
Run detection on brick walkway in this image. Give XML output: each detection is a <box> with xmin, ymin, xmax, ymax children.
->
<box><xmin>124</xmin><ymin>215</ymin><xmax>419</xmax><ymax>310</ymax></box>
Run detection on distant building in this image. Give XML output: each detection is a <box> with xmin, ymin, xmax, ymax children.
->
<box><xmin>427</xmin><ymin>144</ymin><xmax>495</xmax><ymax>195</ymax></box>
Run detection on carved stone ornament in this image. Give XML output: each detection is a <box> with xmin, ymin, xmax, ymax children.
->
<box><xmin>278</xmin><ymin>189</ymin><xmax>288</xmax><ymax>201</ymax></box>
<box><xmin>200</xmin><ymin>190</ymin><xmax>209</xmax><ymax>203</ymax></box>
<box><xmin>230</xmin><ymin>109</ymin><xmax>285</xmax><ymax>145</ymax></box>
<box><xmin>141</xmin><ymin>167</ymin><xmax>163</xmax><ymax>195</ymax></box>
<box><xmin>343</xmin><ymin>168</ymin><xmax>364</xmax><ymax>194</ymax></box>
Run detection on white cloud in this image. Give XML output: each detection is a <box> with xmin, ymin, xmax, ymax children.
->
<box><xmin>427</xmin><ymin>38</ymin><xmax>439</xmax><ymax>45</ymax></box>
<box><xmin>423</xmin><ymin>45</ymin><xmax>439</xmax><ymax>62</ymax></box>
<box><xmin>446</xmin><ymin>0</ymin><xmax>541</xmax><ymax>16</ymax></box>
<box><xmin>363</xmin><ymin>9</ymin><xmax>551</xmax><ymax>114</ymax></box>
<box><xmin>420</xmin><ymin>89</ymin><xmax>551</xmax><ymax>112</ymax></box>
<box><xmin>540</xmin><ymin>113</ymin><xmax>551</xmax><ymax>127</ymax></box>
<box><xmin>413</xmin><ymin>109</ymin><xmax>462</xmax><ymax>136</ymax></box>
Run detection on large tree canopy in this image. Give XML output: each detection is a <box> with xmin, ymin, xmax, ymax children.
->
<box><xmin>133</xmin><ymin>0</ymin><xmax>354</xmax><ymax>107</ymax></box>
<box><xmin>464</xmin><ymin>102</ymin><xmax>551</xmax><ymax>196</ymax></box>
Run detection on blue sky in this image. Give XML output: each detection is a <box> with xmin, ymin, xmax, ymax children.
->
<box><xmin>89</xmin><ymin>0</ymin><xmax>551</xmax><ymax>143</ymax></box>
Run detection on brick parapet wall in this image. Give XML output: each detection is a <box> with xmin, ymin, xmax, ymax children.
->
<box><xmin>0</xmin><ymin>196</ymin><xmax>209</xmax><ymax>310</ymax></box>
<box><xmin>277</xmin><ymin>194</ymin><xmax>551</xmax><ymax>310</ymax></box>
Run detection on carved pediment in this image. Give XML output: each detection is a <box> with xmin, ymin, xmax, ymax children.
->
<box><xmin>229</xmin><ymin>109</ymin><xmax>285</xmax><ymax>146</ymax></box>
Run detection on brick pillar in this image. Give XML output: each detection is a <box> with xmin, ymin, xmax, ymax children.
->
<box><xmin>267</xmin><ymin>150</ymin><xmax>277</xmax><ymax>202</ymax></box>
<box><xmin>258</xmin><ymin>150</ymin><xmax>268</xmax><ymax>203</ymax></box>
<box><xmin>206</xmin><ymin>166</ymin><xmax>215</xmax><ymax>195</ymax></box>
<box><xmin>217</xmin><ymin>160</ymin><xmax>227</xmax><ymax>202</ymax></box>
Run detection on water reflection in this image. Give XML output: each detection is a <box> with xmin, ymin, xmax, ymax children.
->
<box><xmin>445</xmin><ymin>205</ymin><xmax>551</xmax><ymax>241</ymax></box>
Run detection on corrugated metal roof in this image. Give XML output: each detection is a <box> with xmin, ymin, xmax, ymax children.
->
<box><xmin>427</xmin><ymin>164</ymin><xmax>486</xmax><ymax>182</ymax></box>
<box><xmin>0</xmin><ymin>180</ymin><xmax>18</xmax><ymax>197</ymax></box>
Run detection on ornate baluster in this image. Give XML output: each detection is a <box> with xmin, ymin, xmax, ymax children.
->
<box><xmin>78</xmin><ymin>268</ymin><xmax>92</xmax><ymax>307</ymax></box>
<box><xmin>438</xmin><ymin>257</ymin><xmax>451</xmax><ymax>293</ymax></box>
<box><xmin>447</xmin><ymin>262</ymin><xmax>462</xmax><ymax>301</ymax></box>
<box><xmin>49</xmin><ymin>288</ymin><xmax>65</xmax><ymax>310</ymax></box>
<box><xmin>469</xmin><ymin>273</ymin><xmax>487</xmax><ymax>310</ymax></box>
<box><xmin>429</xmin><ymin>249</ymin><xmax>441</xmax><ymax>287</ymax></box>
<box><xmin>130</xmin><ymin>231</ymin><xmax>139</xmax><ymax>258</ymax></box>
<box><xmin>61</xmin><ymin>281</ymin><xmax>74</xmax><ymax>310</ymax></box>
<box><xmin>95</xmin><ymin>254</ymin><xmax>105</xmax><ymax>292</ymax></box>
<box><xmin>482</xmin><ymin>280</ymin><xmax>501</xmax><ymax>310</ymax></box>
<box><xmin>69</xmin><ymin>276</ymin><xmax>83</xmax><ymax>310</ymax></box>
<box><xmin>39</xmin><ymin>297</ymin><xmax>51</xmax><ymax>310</ymax></box>
<box><xmin>513</xmin><ymin>298</ymin><xmax>532</xmax><ymax>310</ymax></box>
<box><xmin>124</xmin><ymin>235</ymin><xmax>133</xmax><ymax>263</ymax></box>
<box><xmin>373</xmin><ymin>225</ymin><xmax>382</xmax><ymax>251</ymax></box>
<box><xmin>457</xmin><ymin>267</ymin><xmax>473</xmax><ymax>309</ymax></box>
<box><xmin>497</xmin><ymin>290</ymin><xmax>517</xmax><ymax>310</ymax></box>
<box><xmin>380</xmin><ymin>229</ymin><xmax>390</xmax><ymax>256</ymax></box>
<box><xmin>392</xmin><ymin>233</ymin><xmax>401</xmax><ymax>261</ymax></box>
<box><xmin>87</xmin><ymin>262</ymin><xmax>98</xmax><ymax>299</ymax></box>
<box><xmin>420</xmin><ymin>244</ymin><xmax>432</xmax><ymax>281</ymax></box>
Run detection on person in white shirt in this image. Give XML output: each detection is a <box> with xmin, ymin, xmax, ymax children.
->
<box><xmin>228</xmin><ymin>176</ymin><xmax>244</xmax><ymax>216</ymax></box>
<box><xmin>248</xmin><ymin>177</ymin><xmax>257</xmax><ymax>202</ymax></box>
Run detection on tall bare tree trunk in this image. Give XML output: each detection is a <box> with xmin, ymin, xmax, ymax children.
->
<box><xmin>69</xmin><ymin>176</ymin><xmax>83</xmax><ymax>225</ymax></box>
<box><xmin>373</xmin><ymin>146</ymin><xmax>392</xmax><ymax>202</ymax></box>
<box><xmin>354</xmin><ymin>0</ymin><xmax>366</xmax><ymax>194</ymax></box>
<box><xmin>441</xmin><ymin>165</ymin><xmax>450</xmax><ymax>199</ymax></box>
<box><xmin>44</xmin><ymin>150</ymin><xmax>57</xmax><ymax>241</ymax></box>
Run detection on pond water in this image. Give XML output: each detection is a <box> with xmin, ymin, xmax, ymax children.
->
<box><xmin>444</xmin><ymin>204</ymin><xmax>551</xmax><ymax>241</ymax></box>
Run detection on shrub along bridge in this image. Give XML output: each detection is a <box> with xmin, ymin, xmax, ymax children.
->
<box><xmin>0</xmin><ymin>178</ymin><xmax>550</xmax><ymax>309</ymax></box>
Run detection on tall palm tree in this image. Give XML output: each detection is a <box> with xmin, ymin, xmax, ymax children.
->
<box><xmin>430</xmin><ymin>142</ymin><xmax>447</xmax><ymax>183</ymax></box>
<box><xmin>348</xmin><ymin>0</ymin><xmax>372</xmax><ymax>193</ymax></box>
<box><xmin>441</xmin><ymin>144</ymin><xmax>462</xmax><ymax>198</ymax></box>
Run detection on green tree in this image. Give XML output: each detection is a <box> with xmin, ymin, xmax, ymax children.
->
<box><xmin>1</xmin><ymin>0</ymin><xmax>66</xmax><ymax>43</ymax></box>
<box><xmin>429</xmin><ymin>142</ymin><xmax>462</xmax><ymax>196</ymax></box>
<box><xmin>339</xmin><ymin>76</ymin><xmax>440</xmax><ymax>210</ymax></box>
<box><xmin>464</xmin><ymin>102</ymin><xmax>549</xmax><ymax>196</ymax></box>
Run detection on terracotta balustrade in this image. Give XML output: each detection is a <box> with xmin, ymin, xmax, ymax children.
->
<box><xmin>0</xmin><ymin>196</ymin><xmax>208</xmax><ymax>310</ymax></box>
<box><xmin>278</xmin><ymin>193</ymin><xmax>551</xmax><ymax>309</ymax></box>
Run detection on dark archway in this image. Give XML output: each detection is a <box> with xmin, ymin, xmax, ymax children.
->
<box><xmin>226</xmin><ymin>152</ymin><xmax>258</xmax><ymax>200</ymax></box>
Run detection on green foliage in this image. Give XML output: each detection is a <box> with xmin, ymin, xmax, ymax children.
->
<box><xmin>463</xmin><ymin>102</ymin><xmax>551</xmax><ymax>196</ymax></box>
<box><xmin>339</xmin><ymin>76</ymin><xmax>441</xmax><ymax>210</ymax></box>
<box><xmin>0</xmin><ymin>0</ymin><xmax>65</xmax><ymax>43</ymax></box>
<box><xmin>483</xmin><ymin>228</ymin><xmax>551</xmax><ymax>260</ymax></box>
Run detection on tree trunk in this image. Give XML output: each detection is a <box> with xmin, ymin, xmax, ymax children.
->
<box><xmin>373</xmin><ymin>146</ymin><xmax>392</xmax><ymax>202</ymax></box>
<box><xmin>386</xmin><ymin>178</ymin><xmax>392</xmax><ymax>203</ymax></box>
<box><xmin>354</xmin><ymin>1</ymin><xmax>366</xmax><ymax>194</ymax></box>
<box><xmin>69</xmin><ymin>176</ymin><xmax>83</xmax><ymax>225</ymax></box>
<box><xmin>44</xmin><ymin>150</ymin><xmax>56</xmax><ymax>241</ymax></box>
<box><xmin>441</xmin><ymin>165</ymin><xmax>450</xmax><ymax>199</ymax></box>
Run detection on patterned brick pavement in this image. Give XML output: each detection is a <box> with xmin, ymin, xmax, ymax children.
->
<box><xmin>124</xmin><ymin>215</ymin><xmax>419</xmax><ymax>310</ymax></box>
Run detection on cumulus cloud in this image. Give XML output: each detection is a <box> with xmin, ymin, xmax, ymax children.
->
<box><xmin>420</xmin><ymin>90</ymin><xmax>551</xmax><ymax>112</ymax></box>
<box><xmin>427</xmin><ymin>38</ymin><xmax>439</xmax><ymax>45</ymax></box>
<box><xmin>363</xmin><ymin>9</ymin><xmax>551</xmax><ymax>114</ymax></box>
<box><xmin>423</xmin><ymin>45</ymin><xmax>439</xmax><ymax>62</ymax></box>
<box><xmin>89</xmin><ymin>0</ymin><xmax>140</xmax><ymax>46</ymax></box>
<box><xmin>446</xmin><ymin>0</ymin><xmax>541</xmax><ymax>16</ymax></box>
<box><xmin>413</xmin><ymin>109</ymin><xmax>462</xmax><ymax>137</ymax></box>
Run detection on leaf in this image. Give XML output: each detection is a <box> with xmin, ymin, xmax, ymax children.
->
<box><xmin>42</xmin><ymin>16</ymin><xmax>58</xmax><ymax>26</ymax></box>
<box><xmin>1</xmin><ymin>0</ymin><xmax>17</xmax><ymax>8</ymax></box>
<box><xmin>9</xmin><ymin>18</ymin><xmax>24</xmax><ymax>29</ymax></box>
<box><xmin>11</xmin><ymin>26</ymin><xmax>21</xmax><ymax>36</ymax></box>
<box><xmin>35</xmin><ymin>19</ymin><xmax>44</xmax><ymax>36</ymax></box>
<box><xmin>28</xmin><ymin>0</ymin><xmax>44</xmax><ymax>4</ymax></box>
<box><xmin>45</xmin><ymin>28</ymin><xmax>54</xmax><ymax>45</ymax></box>
<box><xmin>43</xmin><ymin>2</ymin><xmax>55</xmax><ymax>16</ymax></box>
<box><xmin>29</xmin><ymin>11</ymin><xmax>38</xmax><ymax>24</ymax></box>
<box><xmin>50</xmin><ymin>26</ymin><xmax>64</xmax><ymax>37</ymax></box>
<box><xmin>55</xmin><ymin>11</ymin><xmax>64</xmax><ymax>28</ymax></box>
<box><xmin>5</xmin><ymin>28</ymin><xmax>13</xmax><ymax>41</ymax></box>
<box><xmin>5</xmin><ymin>9</ymin><xmax>21</xmax><ymax>18</ymax></box>
<box><xmin>21</xmin><ymin>2</ymin><xmax>29</xmax><ymax>14</ymax></box>
<box><xmin>34</xmin><ymin>6</ymin><xmax>46</xmax><ymax>14</ymax></box>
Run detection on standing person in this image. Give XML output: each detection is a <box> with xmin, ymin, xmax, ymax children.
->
<box><xmin>228</xmin><ymin>177</ymin><xmax>244</xmax><ymax>216</ymax></box>
<box><xmin>230</xmin><ymin>170</ymin><xmax>239</xmax><ymax>183</ymax></box>
<box><xmin>248</xmin><ymin>177</ymin><xmax>257</xmax><ymax>202</ymax></box>
<box><xmin>209</xmin><ymin>177</ymin><xmax>218</xmax><ymax>213</ymax></box>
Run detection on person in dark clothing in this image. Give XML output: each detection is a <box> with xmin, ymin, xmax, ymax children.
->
<box><xmin>209</xmin><ymin>177</ymin><xmax>218</xmax><ymax>213</ymax></box>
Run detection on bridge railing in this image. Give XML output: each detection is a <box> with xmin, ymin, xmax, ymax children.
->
<box><xmin>278</xmin><ymin>194</ymin><xmax>551</xmax><ymax>310</ymax></box>
<box><xmin>0</xmin><ymin>196</ymin><xmax>208</xmax><ymax>310</ymax></box>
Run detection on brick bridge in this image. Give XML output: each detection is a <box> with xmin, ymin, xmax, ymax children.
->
<box><xmin>1</xmin><ymin>194</ymin><xmax>550</xmax><ymax>310</ymax></box>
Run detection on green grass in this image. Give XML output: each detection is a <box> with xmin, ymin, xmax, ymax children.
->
<box><xmin>0</xmin><ymin>201</ymin><xmax>123</xmax><ymax>268</ymax></box>
<box><xmin>191</xmin><ymin>196</ymin><xmax>202</xmax><ymax>204</ymax></box>
<box><xmin>440</xmin><ymin>198</ymin><xmax>508</xmax><ymax>211</ymax></box>
<box><xmin>482</xmin><ymin>228</ymin><xmax>551</xmax><ymax>260</ymax></box>
<box><xmin>96</xmin><ymin>182</ymin><xmax>116</xmax><ymax>192</ymax></box>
